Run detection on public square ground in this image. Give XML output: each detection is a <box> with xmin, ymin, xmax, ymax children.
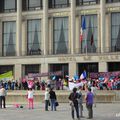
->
<box><xmin>0</xmin><ymin>103</ymin><xmax>120</xmax><ymax>120</ymax></box>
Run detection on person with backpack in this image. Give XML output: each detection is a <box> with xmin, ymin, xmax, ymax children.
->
<box><xmin>68</xmin><ymin>87</ymin><xmax>80</xmax><ymax>120</ymax></box>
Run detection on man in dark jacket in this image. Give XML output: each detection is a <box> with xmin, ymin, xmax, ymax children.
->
<box><xmin>69</xmin><ymin>87</ymin><xmax>80</xmax><ymax>120</ymax></box>
<box><xmin>49</xmin><ymin>88</ymin><xmax>57</xmax><ymax>111</ymax></box>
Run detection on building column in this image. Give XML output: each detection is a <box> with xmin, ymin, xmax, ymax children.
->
<box><xmin>99</xmin><ymin>62</ymin><xmax>107</xmax><ymax>72</ymax></box>
<box><xmin>16</xmin><ymin>0</ymin><xmax>22</xmax><ymax>56</ymax></box>
<box><xmin>106</xmin><ymin>13</ymin><xmax>111</xmax><ymax>52</ymax></box>
<box><xmin>0</xmin><ymin>20</ymin><xmax>2</xmax><ymax>56</ymax></box>
<box><xmin>100</xmin><ymin>0</ymin><xmax>106</xmax><ymax>53</ymax></box>
<box><xmin>71</xmin><ymin>0</ymin><xmax>76</xmax><ymax>54</ymax></box>
<box><xmin>41</xmin><ymin>62</ymin><xmax>48</xmax><ymax>80</ymax></box>
<box><xmin>15</xmin><ymin>64</ymin><xmax>22</xmax><ymax>80</ymax></box>
<box><xmin>43</xmin><ymin>0</ymin><xmax>48</xmax><ymax>55</ymax></box>
<box><xmin>69</xmin><ymin>62</ymin><xmax>77</xmax><ymax>79</ymax></box>
<box><xmin>22</xmin><ymin>20</ymin><xmax>27</xmax><ymax>56</ymax></box>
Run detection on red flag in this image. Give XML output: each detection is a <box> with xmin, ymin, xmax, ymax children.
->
<box><xmin>91</xmin><ymin>34</ymin><xmax>93</xmax><ymax>45</ymax></box>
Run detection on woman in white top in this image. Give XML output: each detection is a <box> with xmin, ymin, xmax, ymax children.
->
<box><xmin>27</xmin><ymin>88</ymin><xmax>34</xmax><ymax>109</ymax></box>
<box><xmin>44</xmin><ymin>88</ymin><xmax>50</xmax><ymax>111</ymax></box>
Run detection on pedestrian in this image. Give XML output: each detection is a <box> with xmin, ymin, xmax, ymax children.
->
<box><xmin>68</xmin><ymin>87</ymin><xmax>80</xmax><ymax>120</ymax></box>
<box><xmin>85</xmin><ymin>88</ymin><xmax>94</xmax><ymax>119</ymax></box>
<box><xmin>0</xmin><ymin>84</ymin><xmax>7</xmax><ymax>108</ymax></box>
<box><xmin>49</xmin><ymin>88</ymin><xmax>57</xmax><ymax>111</ymax></box>
<box><xmin>91</xmin><ymin>84</ymin><xmax>97</xmax><ymax>107</ymax></box>
<box><xmin>77</xmin><ymin>86</ymin><xmax>83</xmax><ymax>118</ymax></box>
<box><xmin>44</xmin><ymin>88</ymin><xmax>50</xmax><ymax>111</ymax></box>
<box><xmin>27</xmin><ymin>88</ymin><xmax>34</xmax><ymax>109</ymax></box>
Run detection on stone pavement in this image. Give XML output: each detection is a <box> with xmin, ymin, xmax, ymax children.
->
<box><xmin>0</xmin><ymin>103</ymin><xmax>120</xmax><ymax>120</ymax></box>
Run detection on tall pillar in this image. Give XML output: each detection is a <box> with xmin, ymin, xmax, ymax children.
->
<box><xmin>69</xmin><ymin>62</ymin><xmax>77</xmax><ymax>79</ymax></box>
<box><xmin>0</xmin><ymin>20</ymin><xmax>2</xmax><ymax>56</ymax></box>
<box><xmin>22</xmin><ymin>20</ymin><xmax>27</xmax><ymax>56</ymax></box>
<box><xmin>99</xmin><ymin>62</ymin><xmax>107</xmax><ymax>72</ymax></box>
<box><xmin>41</xmin><ymin>63</ymin><xmax>48</xmax><ymax>80</ymax></box>
<box><xmin>71</xmin><ymin>0</ymin><xmax>76</xmax><ymax>54</ymax></box>
<box><xmin>106</xmin><ymin>13</ymin><xmax>111</xmax><ymax>52</ymax></box>
<box><xmin>16</xmin><ymin>0</ymin><xmax>22</xmax><ymax>56</ymax></box>
<box><xmin>100</xmin><ymin>0</ymin><xmax>106</xmax><ymax>53</ymax></box>
<box><xmin>43</xmin><ymin>0</ymin><xmax>48</xmax><ymax>55</ymax></box>
<box><xmin>15</xmin><ymin>64</ymin><xmax>22</xmax><ymax>80</ymax></box>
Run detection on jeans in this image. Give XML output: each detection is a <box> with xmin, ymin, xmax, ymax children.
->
<box><xmin>50</xmin><ymin>99</ymin><xmax>56</xmax><ymax>111</ymax></box>
<box><xmin>0</xmin><ymin>96</ymin><xmax>6</xmax><ymax>108</ymax></box>
<box><xmin>45</xmin><ymin>100</ymin><xmax>49</xmax><ymax>111</ymax></box>
<box><xmin>86</xmin><ymin>104</ymin><xmax>93</xmax><ymax>118</ymax></box>
<box><xmin>71</xmin><ymin>103</ymin><xmax>79</xmax><ymax>119</ymax></box>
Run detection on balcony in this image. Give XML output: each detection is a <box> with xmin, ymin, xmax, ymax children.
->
<box><xmin>76</xmin><ymin>0</ymin><xmax>100</xmax><ymax>6</ymax></box>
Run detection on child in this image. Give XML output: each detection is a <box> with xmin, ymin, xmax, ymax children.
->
<box><xmin>27</xmin><ymin>88</ymin><xmax>34</xmax><ymax>109</ymax></box>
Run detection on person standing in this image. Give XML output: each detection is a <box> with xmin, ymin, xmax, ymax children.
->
<box><xmin>49</xmin><ymin>88</ymin><xmax>57</xmax><ymax>111</ymax></box>
<box><xmin>44</xmin><ymin>88</ymin><xmax>50</xmax><ymax>111</ymax></box>
<box><xmin>85</xmin><ymin>88</ymin><xmax>94</xmax><ymax>119</ymax></box>
<box><xmin>69</xmin><ymin>87</ymin><xmax>80</xmax><ymax>120</ymax></box>
<box><xmin>0</xmin><ymin>84</ymin><xmax>7</xmax><ymax>108</ymax></box>
<box><xmin>27</xmin><ymin>88</ymin><xmax>34</xmax><ymax>109</ymax></box>
<box><xmin>77</xmin><ymin>87</ymin><xmax>83</xmax><ymax>118</ymax></box>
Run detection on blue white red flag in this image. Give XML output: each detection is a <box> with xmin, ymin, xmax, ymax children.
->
<box><xmin>80</xmin><ymin>16</ymin><xmax>86</xmax><ymax>42</ymax></box>
<box><xmin>80</xmin><ymin>71</ymin><xmax>87</xmax><ymax>79</ymax></box>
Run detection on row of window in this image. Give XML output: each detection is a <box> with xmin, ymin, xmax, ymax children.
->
<box><xmin>1</xmin><ymin>13</ymin><xmax>120</xmax><ymax>56</ymax></box>
<box><xmin>0</xmin><ymin>0</ymin><xmax>120</xmax><ymax>13</ymax></box>
<box><xmin>0</xmin><ymin>62</ymin><xmax>120</xmax><ymax>78</ymax></box>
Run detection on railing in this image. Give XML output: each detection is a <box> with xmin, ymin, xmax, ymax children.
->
<box><xmin>0</xmin><ymin>47</ymin><xmax>120</xmax><ymax>57</ymax></box>
<box><xmin>49</xmin><ymin>3</ymin><xmax>70</xmax><ymax>9</ymax></box>
<box><xmin>27</xmin><ymin>6</ymin><xmax>43</xmax><ymax>11</ymax></box>
<box><xmin>106</xmin><ymin>0</ymin><xmax>120</xmax><ymax>3</ymax></box>
<box><xmin>76</xmin><ymin>0</ymin><xmax>100</xmax><ymax>6</ymax></box>
<box><xmin>3</xmin><ymin>8</ymin><xmax>16</xmax><ymax>13</ymax></box>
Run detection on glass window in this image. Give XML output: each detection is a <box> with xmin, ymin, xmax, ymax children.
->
<box><xmin>25</xmin><ymin>64</ymin><xmax>39</xmax><ymax>75</ymax></box>
<box><xmin>27</xmin><ymin>19</ymin><xmax>41</xmax><ymax>55</ymax></box>
<box><xmin>81</xmin><ymin>15</ymin><xmax>98</xmax><ymax>53</ymax></box>
<box><xmin>2</xmin><ymin>21</ymin><xmax>16</xmax><ymax>56</ymax></box>
<box><xmin>49</xmin><ymin>0</ymin><xmax>69</xmax><ymax>8</ymax></box>
<box><xmin>4</xmin><ymin>0</ymin><xmax>16</xmax><ymax>12</ymax></box>
<box><xmin>27</xmin><ymin>0</ymin><xmax>42</xmax><ymax>10</ymax></box>
<box><xmin>111</xmin><ymin>13</ymin><xmax>120</xmax><ymax>52</ymax></box>
<box><xmin>53</xmin><ymin>17</ymin><xmax>69</xmax><ymax>54</ymax></box>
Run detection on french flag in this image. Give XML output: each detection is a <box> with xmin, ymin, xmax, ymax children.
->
<box><xmin>80</xmin><ymin>71</ymin><xmax>87</xmax><ymax>80</ymax></box>
<box><xmin>80</xmin><ymin>16</ymin><xmax>86</xmax><ymax>42</ymax></box>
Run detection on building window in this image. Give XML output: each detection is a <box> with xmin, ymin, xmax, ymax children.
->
<box><xmin>2</xmin><ymin>21</ymin><xmax>16</xmax><ymax>56</ymax></box>
<box><xmin>4</xmin><ymin>0</ymin><xmax>16</xmax><ymax>12</ymax></box>
<box><xmin>76</xmin><ymin>0</ymin><xmax>100</xmax><ymax>6</ymax></box>
<box><xmin>78</xmin><ymin>63</ymin><xmax>98</xmax><ymax>76</ymax></box>
<box><xmin>49</xmin><ymin>0</ymin><xmax>70</xmax><ymax>9</ymax></box>
<box><xmin>26</xmin><ymin>0</ymin><xmax>42</xmax><ymax>11</ymax></box>
<box><xmin>24</xmin><ymin>64</ymin><xmax>40</xmax><ymax>76</ymax></box>
<box><xmin>111</xmin><ymin>13</ymin><xmax>120</xmax><ymax>52</ymax></box>
<box><xmin>0</xmin><ymin>65</ymin><xmax>14</xmax><ymax>75</ymax></box>
<box><xmin>106</xmin><ymin>0</ymin><xmax>120</xmax><ymax>3</ymax></box>
<box><xmin>81</xmin><ymin>15</ymin><xmax>98</xmax><ymax>53</ymax></box>
<box><xmin>53</xmin><ymin>17</ymin><xmax>69</xmax><ymax>54</ymax></box>
<box><xmin>27</xmin><ymin>19</ymin><xmax>41</xmax><ymax>55</ymax></box>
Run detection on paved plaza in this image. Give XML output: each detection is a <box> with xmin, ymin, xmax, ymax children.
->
<box><xmin>0</xmin><ymin>103</ymin><xmax>120</xmax><ymax>120</ymax></box>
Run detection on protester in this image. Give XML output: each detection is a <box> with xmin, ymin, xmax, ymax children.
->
<box><xmin>77</xmin><ymin>87</ymin><xmax>83</xmax><ymax>118</ymax></box>
<box><xmin>27</xmin><ymin>88</ymin><xmax>34</xmax><ymax>109</ymax></box>
<box><xmin>49</xmin><ymin>88</ymin><xmax>57</xmax><ymax>111</ymax></box>
<box><xmin>69</xmin><ymin>87</ymin><xmax>80</xmax><ymax>120</ymax></box>
<box><xmin>0</xmin><ymin>84</ymin><xmax>7</xmax><ymax>108</ymax></box>
<box><xmin>44</xmin><ymin>88</ymin><xmax>50</xmax><ymax>111</ymax></box>
<box><xmin>85</xmin><ymin>88</ymin><xmax>94</xmax><ymax>119</ymax></box>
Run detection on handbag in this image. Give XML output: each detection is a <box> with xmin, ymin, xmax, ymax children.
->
<box><xmin>55</xmin><ymin>101</ymin><xmax>59</xmax><ymax>106</ymax></box>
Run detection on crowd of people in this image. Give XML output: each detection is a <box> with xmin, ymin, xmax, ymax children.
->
<box><xmin>0</xmin><ymin>75</ymin><xmax>120</xmax><ymax>91</ymax></box>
